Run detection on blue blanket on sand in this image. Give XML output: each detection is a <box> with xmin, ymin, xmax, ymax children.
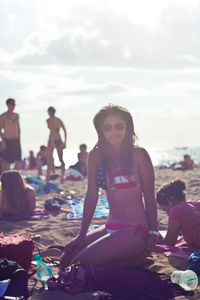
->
<box><xmin>67</xmin><ymin>197</ymin><xmax>109</xmax><ymax>219</ymax></box>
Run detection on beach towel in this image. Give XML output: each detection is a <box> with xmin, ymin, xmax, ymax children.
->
<box><xmin>25</xmin><ymin>176</ymin><xmax>62</xmax><ymax>194</ymax></box>
<box><xmin>154</xmin><ymin>237</ymin><xmax>199</xmax><ymax>261</ymax></box>
<box><xmin>67</xmin><ymin>197</ymin><xmax>109</xmax><ymax>220</ymax></box>
<box><xmin>25</xmin><ymin>176</ymin><xmax>45</xmax><ymax>194</ymax></box>
<box><xmin>93</xmin><ymin>266</ymin><xmax>189</xmax><ymax>300</ymax></box>
<box><xmin>0</xmin><ymin>209</ymin><xmax>50</xmax><ymax>222</ymax></box>
<box><xmin>66</xmin><ymin>168</ymin><xmax>84</xmax><ymax>181</ymax></box>
<box><xmin>48</xmin><ymin>263</ymin><xmax>189</xmax><ymax>299</ymax></box>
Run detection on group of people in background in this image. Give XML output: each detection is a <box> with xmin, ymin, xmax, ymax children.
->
<box><xmin>0</xmin><ymin>98</ymin><xmax>88</xmax><ymax>182</ymax></box>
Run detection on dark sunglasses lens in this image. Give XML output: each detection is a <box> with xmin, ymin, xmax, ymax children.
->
<box><xmin>115</xmin><ymin>123</ymin><xmax>125</xmax><ymax>130</ymax></box>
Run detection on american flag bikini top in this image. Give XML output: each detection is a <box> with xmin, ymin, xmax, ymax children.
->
<box><xmin>96</xmin><ymin>164</ymin><xmax>138</xmax><ymax>190</ymax></box>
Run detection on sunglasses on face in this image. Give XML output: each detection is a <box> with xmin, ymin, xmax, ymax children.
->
<box><xmin>101</xmin><ymin>122</ymin><xmax>126</xmax><ymax>132</ymax></box>
<box><xmin>10</xmin><ymin>102</ymin><xmax>15</xmax><ymax>106</ymax></box>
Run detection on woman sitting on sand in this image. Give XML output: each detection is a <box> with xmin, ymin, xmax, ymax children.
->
<box><xmin>46</xmin><ymin>106</ymin><xmax>67</xmax><ymax>183</ymax></box>
<box><xmin>157</xmin><ymin>178</ymin><xmax>200</xmax><ymax>247</ymax></box>
<box><xmin>0</xmin><ymin>170</ymin><xmax>36</xmax><ymax>217</ymax></box>
<box><xmin>60</xmin><ymin>104</ymin><xmax>159</xmax><ymax>269</ymax></box>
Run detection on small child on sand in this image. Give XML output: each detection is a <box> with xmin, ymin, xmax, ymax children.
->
<box><xmin>156</xmin><ymin>178</ymin><xmax>200</xmax><ymax>247</ymax></box>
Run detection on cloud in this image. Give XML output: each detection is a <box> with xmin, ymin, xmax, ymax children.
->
<box><xmin>57</xmin><ymin>82</ymin><xmax>129</xmax><ymax>96</ymax></box>
<box><xmin>0</xmin><ymin>48</ymin><xmax>12</xmax><ymax>65</ymax></box>
<box><xmin>10</xmin><ymin>1</ymin><xmax>200</xmax><ymax>70</ymax></box>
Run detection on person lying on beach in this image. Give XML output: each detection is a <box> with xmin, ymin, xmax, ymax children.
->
<box><xmin>0</xmin><ymin>170</ymin><xmax>36</xmax><ymax>217</ymax></box>
<box><xmin>156</xmin><ymin>178</ymin><xmax>200</xmax><ymax>247</ymax></box>
<box><xmin>68</xmin><ymin>144</ymin><xmax>88</xmax><ymax>177</ymax></box>
<box><xmin>60</xmin><ymin>104</ymin><xmax>159</xmax><ymax>269</ymax></box>
<box><xmin>46</xmin><ymin>106</ymin><xmax>67</xmax><ymax>183</ymax></box>
<box><xmin>171</xmin><ymin>154</ymin><xmax>194</xmax><ymax>170</ymax></box>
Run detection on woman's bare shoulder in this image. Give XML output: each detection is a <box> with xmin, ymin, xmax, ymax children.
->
<box><xmin>133</xmin><ymin>146</ymin><xmax>149</xmax><ymax>159</ymax></box>
<box><xmin>26</xmin><ymin>186</ymin><xmax>35</xmax><ymax>193</ymax></box>
<box><xmin>88</xmin><ymin>148</ymin><xmax>101</xmax><ymax>162</ymax></box>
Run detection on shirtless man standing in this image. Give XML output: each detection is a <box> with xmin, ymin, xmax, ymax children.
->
<box><xmin>0</xmin><ymin>98</ymin><xmax>21</xmax><ymax>170</ymax></box>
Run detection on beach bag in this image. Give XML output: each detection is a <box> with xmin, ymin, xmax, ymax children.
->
<box><xmin>44</xmin><ymin>197</ymin><xmax>66</xmax><ymax>211</ymax></box>
<box><xmin>0</xmin><ymin>257</ymin><xmax>29</xmax><ymax>299</ymax></box>
<box><xmin>0</xmin><ymin>232</ymin><xmax>34</xmax><ymax>271</ymax></box>
<box><xmin>48</xmin><ymin>262</ymin><xmax>96</xmax><ymax>294</ymax></box>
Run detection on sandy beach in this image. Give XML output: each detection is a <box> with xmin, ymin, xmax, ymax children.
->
<box><xmin>1</xmin><ymin>166</ymin><xmax>200</xmax><ymax>299</ymax></box>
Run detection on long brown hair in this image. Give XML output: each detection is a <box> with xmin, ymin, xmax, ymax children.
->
<box><xmin>93</xmin><ymin>104</ymin><xmax>137</xmax><ymax>176</ymax></box>
<box><xmin>156</xmin><ymin>178</ymin><xmax>186</xmax><ymax>206</ymax></box>
<box><xmin>1</xmin><ymin>170</ymin><xmax>29</xmax><ymax>216</ymax></box>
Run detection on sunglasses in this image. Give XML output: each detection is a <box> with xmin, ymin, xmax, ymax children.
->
<box><xmin>10</xmin><ymin>102</ymin><xmax>15</xmax><ymax>106</ymax></box>
<box><xmin>102</xmin><ymin>122</ymin><xmax>125</xmax><ymax>132</ymax></box>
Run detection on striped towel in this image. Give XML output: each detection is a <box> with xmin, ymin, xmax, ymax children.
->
<box><xmin>67</xmin><ymin>197</ymin><xmax>109</xmax><ymax>219</ymax></box>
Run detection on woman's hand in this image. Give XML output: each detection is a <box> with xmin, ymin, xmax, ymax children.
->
<box><xmin>145</xmin><ymin>234</ymin><xmax>161</xmax><ymax>255</ymax></box>
<box><xmin>59</xmin><ymin>235</ymin><xmax>86</xmax><ymax>269</ymax></box>
<box><xmin>64</xmin><ymin>234</ymin><xmax>85</xmax><ymax>254</ymax></box>
<box><xmin>62</xmin><ymin>142</ymin><xmax>66</xmax><ymax>149</ymax></box>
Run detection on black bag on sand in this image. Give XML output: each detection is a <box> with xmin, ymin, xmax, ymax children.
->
<box><xmin>0</xmin><ymin>257</ymin><xmax>29</xmax><ymax>300</ymax></box>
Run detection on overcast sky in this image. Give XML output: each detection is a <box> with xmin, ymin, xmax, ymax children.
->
<box><xmin>0</xmin><ymin>0</ymin><xmax>200</xmax><ymax>155</ymax></box>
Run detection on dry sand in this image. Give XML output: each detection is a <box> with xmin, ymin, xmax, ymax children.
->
<box><xmin>1</xmin><ymin>166</ymin><xmax>200</xmax><ymax>299</ymax></box>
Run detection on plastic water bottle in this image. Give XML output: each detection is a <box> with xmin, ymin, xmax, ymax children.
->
<box><xmin>171</xmin><ymin>270</ymin><xmax>198</xmax><ymax>291</ymax></box>
<box><xmin>34</xmin><ymin>254</ymin><xmax>53</xmax><ymax>290</ymax></box>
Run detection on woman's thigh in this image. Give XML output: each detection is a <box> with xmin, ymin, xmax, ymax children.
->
<box><xmin>56</xmin><ymin>147</ymin><xmax>64</xmax><ymax>163</ymax></box>
<box><xmin>47</xmin><ymin>146</ymin><xmax>54</xmax><ymax>160</ymax></box>
<box><xmin>72</xmin><ymin>226</ymin><xmax>146</xmax><ymax>266</ymax></box>
<box><xmin>60</xmin><ymin>225</ymin><xmax>107</xmax><ymax>268</ymax></box>
<box><xmin>83</xmin><ymin>224</ymin><xmax>107</xmax><ymax>247</ymax></box>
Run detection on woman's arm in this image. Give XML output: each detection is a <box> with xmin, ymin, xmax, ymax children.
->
<box><xmin>137</xmin><ymin>148</ymin><xmax>157</xmax><ymax>231</ymax></box>
<box><xmin>164</xmin><ymin>218</ymin><xmax>180</xmax><ymax>245</ymax></box>
<box><xmin>79</xmin><ymin>150</ymin><xmax>99</xmax><ymax>237</ymax></box>
<box><xmin>60</xmin><ymin>119</ymin><xmax>67</xmax><ymax>145</ymax></box>
<box><xmin>26</xmin><ymin>187</ymin><xmax>36</xmax><ymax>213</ymax></box>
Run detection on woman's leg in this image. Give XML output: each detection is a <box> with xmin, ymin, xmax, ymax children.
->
<box><xmin>56</xmin><ymin>146</ymin><xmax>65</xmax><ymax>183</ymax></box>
<box><xmin>71</xmin><ymin>226</ymin><xmax>146</xmax><ymax>267</ymax></box>
<box><xmin>46</xmin><ymin>146</ymin><xmax>54</xmax><ymax>182</ymax></box>
<box><xmin>60</xmin><ymin>225</ymin><xmax>107</xmax><ymax>268</ymax></box>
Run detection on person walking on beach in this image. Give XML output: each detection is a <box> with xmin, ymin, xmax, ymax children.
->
<box><xmin>60</xmin><ymin>104</ymin><xmax>159</xmax><ymax>270</ymax></box>
<box><xmin>0</xmin><ymin>98</ymin><xmax>21</xmax><ymax>170</ymax></box>
<box><xmin>46</xmin><ymin>107</ymin><xmax>67</xmax><ymax>183</ymax></box>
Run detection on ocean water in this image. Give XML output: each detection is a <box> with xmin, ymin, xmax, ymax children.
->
<box><xmin>147</xmin><ymin>147</ymin><xmax>200</xmax><ymax>167</ymax></box>
<box><xmin>54</xmin><ymin>146</ymin><xmax>200</xmax><ymax>168</ymax></box>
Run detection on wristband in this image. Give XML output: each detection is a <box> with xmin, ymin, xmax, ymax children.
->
<box><xmin>149</xmin><ymin>230</ymin><xmax>159</xmax><ymax>237</ymax></box>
